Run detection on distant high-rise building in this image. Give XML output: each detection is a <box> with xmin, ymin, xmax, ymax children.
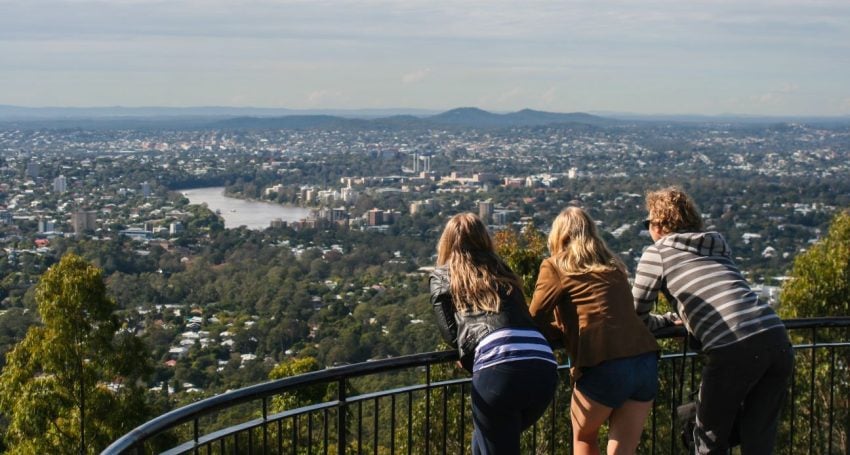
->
<box><xmin>71</xmin><ymin>210</ymin><xmax>97</xmax><ymax>235</ymax></box>
<box><xmin>474</xmin><ymin>173</ymin><xmax>499</xmax><ymax>184</ymax></box>
<box><xmin>331</xmin><ymin>208</ymin><xmax>348</xmax><ymax>222</ymax></box>
<box><xmin>25</xmin><ymin>161</ymin><xmax>39</xmax><ymax>179</ymax></box>
<box><xmin>38</xmin><ymin>218</ymin><xmax>55</xmax><ymax>233</ymax></box>
<box><xmin>169</xmin><ymin>221</ymin><xmax>184</xmax><ymax>236</ymax></box>
<box><xmin>410</xmin><ymin>199</ymin><xmax>434</xmax><ymax>215</ymax></box>
<box><xmin>303</xmin><ymin>187</ymin><xmax>316</xmax><ymax>203</ymax></box>
<box><xmin>492</xmin><ymin>211</ymin><xmax>509</xmax><ymax>226</ymax></box>
<box><xmin>53</xmin><ymin>175</ymin><xmax>67</xmax><ymax>193</ymax></box>
<box><xmin>141</xmin><ymin>181</ymin><xmax>152</xmax><ymax>197</ymax></box>
<box><xmin>0</xmin><ymin>210</ymin><xmax>11</xmax><ymax>225</ymax></box>
<box><xmin>317</xmin><ymin>190</ymin><xmax>337</xmax><ymax>205</ymax></box>
<box><xmin>367</xmin><ymin>208</ymin><xmax>384</xmax><ymax>226</ymax></box>
<box><xmin>479</xmin><ymin>200</ymin><xmax>494</xmax><ymax>223</ymax></box>
<box><xmin>423</xmin><ymin>155</ymin><xmax>431</xmax><ymax>173</ymax></box>
<box><xmin>340</xmin><ymin>187</ymin><xmax>357</xmax><ymax>204</ymax></box>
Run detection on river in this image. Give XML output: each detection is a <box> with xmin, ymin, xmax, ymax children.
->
<box><xmin>182</xmin><ymin>187</ymin><xmax>312</xmax><ymax>230</ymax></box>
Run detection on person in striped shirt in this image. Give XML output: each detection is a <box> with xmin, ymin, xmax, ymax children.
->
<box><xmin>431</xmin><ymin>213</ymin><xmax>558</xmax><ymax>454</ymax></box>
<box><xmin>633</xmin><ymin>187</ymin><xmax>793</xmax><ymax>454</ymax></box>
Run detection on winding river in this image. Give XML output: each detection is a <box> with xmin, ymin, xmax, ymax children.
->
<box><xmin>182</xmin><ymin>187</ymin><xmax>312</xmax><ymax>230</ymax></box>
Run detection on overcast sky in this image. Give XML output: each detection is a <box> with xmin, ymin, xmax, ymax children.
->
<box><xmin>2</xmin><ymin>0</ymin><xmax>849</xmax><ymax>115</ymax></box>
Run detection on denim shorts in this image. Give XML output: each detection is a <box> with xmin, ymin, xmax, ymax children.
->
<box><xmin>576</xmin><ymin>351</ymin><xmax>658</xmax><ymax>408</ymax></box>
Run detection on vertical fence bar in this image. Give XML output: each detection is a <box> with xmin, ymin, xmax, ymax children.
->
<box><xmin>549</xmin><ymin>383</ymin><xmax>556</xmax><ymax>455</ymax></box>
<box><xmin>262</xmin><ymin>397</ymin><xmax>268</xmax><ymax>455</ymax></box>
<box><xmin>460</xmin><ymin>383</ymin><xmax>466</xmax><ymax>453</ymax></box>
<box><xmin>789</xmin><ymin>356</ymin><xmax>797</xmax><ymax>451</ymax></box>
<box><xmin>338</xmin><ymin>378</ymin><xmax>347</xmax><ymax>455</ymax></box>
<box><xmin>323</xmin><ymin>408</ymin><xmax>329</xmax><ymax>455</ymax></box>
<box><xmin>425</xmin><ymin>364</ymin><xmax>431</xmax><ymax>455</ymax></box>
<box><xmin>193</xmin><ymin>418</ymin><xmax>200</xmax><ymax>455</ymax></box>
<box><xmin>441</xmin><ymin>385</ymin><xmax>448</xmax><ymax>455</ymax></box>
<box><xmin>277</xmin><ymin>418</ymin><xmax>282</xmax><ymax>454</ymax></box>
<box><xmin>667</xmin><ymin>360</ymin><xmax>672</xmax><ymax>455</ymax></box>
<box><xmin>292</xmin><ymin>416</ymin><xmax>298</xmax><ymax>455</ymax></box>
<box><xmin>373</xmin><ymin>398</ymin><xmax>379</xmax><ymax>455</ymax></box>
<box><xmin>652</xmin><ymin>358</ymin><xmax>660</xmax><ymax>455</ymax></box>
<box><xmin>390</xmin><ymin>394</ymin><xmax>396</xmax><ymax>455</ymax></box>
<box><xmin>309</xmin><ymin>412</ymin><xmax>314</xmax><ymax>455</ymax></box>
<box><xmin>828</xmin><ymin>346</ymin><xmax>836</xmax><ymax>455</ymax></box>
<box><xmin>357</xmin><ymin>401</ymin><xmax>363</xmax><ymax>454</ymax></box>
<box><xmin>407</xmin><ymin>391</ymin><xmax>413</xmax><ymax>455</ymax></box>
<box><xmin>810</xmin><ymin>327</ymin><xmax>817</xmax><ymax>455</ymax></box>
<box><xmin>249</xmin><ymin>426</ymin><xmax>254</xmax><ymax>455</ymax></box>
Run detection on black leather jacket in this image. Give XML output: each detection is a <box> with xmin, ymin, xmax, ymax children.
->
<box><xmin>430</xmin><ymin>266</ymin><xmax>538</xmax><ymax>372</ymax></box>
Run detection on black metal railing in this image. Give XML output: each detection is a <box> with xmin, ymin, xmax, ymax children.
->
<box><xmin>103</xmin><ymin>318</ymin><xmax>850</xmax><ymax>454</ymax></box>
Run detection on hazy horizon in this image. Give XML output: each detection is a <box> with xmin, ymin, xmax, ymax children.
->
<box><xmin>3</xmin><ymin>0</ymin><xmax>849</xmax><ymax>117</ymax></box>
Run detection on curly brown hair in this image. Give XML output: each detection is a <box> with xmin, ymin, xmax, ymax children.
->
<box><xmin>645</xmin><ymin>187</ymin><xmax>704</xmax><ymax>234</ymax></box>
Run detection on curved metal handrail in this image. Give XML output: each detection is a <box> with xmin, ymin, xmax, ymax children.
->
<box><xmin>102</xmin><ymin>317</ymin><xmax>850</xmax><ymax>454</ymax></box>
<box><xmin>103</xmin><ymin>350</ymin><xmax>456</xmax><ymax>454</ymax></box>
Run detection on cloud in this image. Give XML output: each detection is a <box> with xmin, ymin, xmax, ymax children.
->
<box><xmin>539</xmin><ymin>87</ymin><xmax>558</xmax><ymax>106</ymax></box>
<box><xmin>306</xmin><ymin>89</ymin><xmax>343</xmax><ymax>105</ymax></box>
<box><xmin>402</xmin><ymin>68</ymin><xmax>430</xmax><ymax>85</ymax></box>
<box><xmin>2</xmin><ymin>0</ymin><xmax>849</xmax><ymax>113</ymax></box>
<box><xmin>776</xmin><ymin>82</ymin><xmax>799</xmax><ymax>94</ymax></box>
<box><xmin>751</xmin><ymin>82</ymin><xmax>799</xmax><ymax>106</ymax></box>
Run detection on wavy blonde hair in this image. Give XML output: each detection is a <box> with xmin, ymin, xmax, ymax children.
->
<box><xmin>548</xmin><ymin>207</ymin><xmax>626</xmax><ymax>275</ymax></box>
<box><xmin>645</xmin><ymin>187</ymin><xmax>704</xmax><ymax>235</ymax></box>
<box><xmin>436</xmin><ymin>213</ymin><xmax>523</xmax><ymax>312</ymax></box>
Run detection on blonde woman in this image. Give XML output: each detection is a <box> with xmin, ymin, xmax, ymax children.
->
<box><xmin>529</xmin><ymin>207</ymin><xmax>658</xmax><ymax>455</ymax></box>
<box><xmin>431</xmin><ymin>213</ymin><xmax>557</xmax><ymax>455</ymax></box>
<box><xmin>634</xmin><ymin>187</ymin><xmax>792</xmax><ymax>454</ymax></box>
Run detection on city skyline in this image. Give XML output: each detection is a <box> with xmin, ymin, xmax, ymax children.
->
<box><xmin>2</xmin><ymin>0</ymin><xmax>849</xmax><ymax>116</ymax></box>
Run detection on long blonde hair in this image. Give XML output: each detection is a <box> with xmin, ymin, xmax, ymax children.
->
<box><xmin>548</xmin><ymin>207</ymin><xmax>626</xmax><ymax>275</ymax></box>
<box><xmin>436</xmin><ymin>213</ymin><xmax>523</xmax><ymax>312</ymax></box>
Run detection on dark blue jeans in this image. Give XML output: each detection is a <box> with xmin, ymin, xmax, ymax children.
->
<box><xmin>471</xmin><ymin>359</ymin><xmax>558</xmax><ymax>455</ymax></box>
<box><xmin>695</xmin><ymin>328</ymin><xmax>794</xmax><ymax>454</ymax></box>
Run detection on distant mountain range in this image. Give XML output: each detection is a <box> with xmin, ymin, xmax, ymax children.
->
<box><xmin>0</xmin><ymin>106</ymin><xmax>621</xmax><ymax>130</ymax></box>
<box><xmin>0</xmin><ymin>105</ymin><xmax>847</xmax><ymax>129</ymax></box>
<box><xmin>205</xmin><ymin>107</ymin><xmax>620</xmax><ymax>130</ymax></box>
<box><xmin>0</xmin><ymin>105</ymin><xmax>438</xmax><ymax>119</ymax></box>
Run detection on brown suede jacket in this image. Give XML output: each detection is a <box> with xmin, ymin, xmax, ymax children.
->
<box><xmin>529</xmin><ymin>258</ymin><xmax>658</xmax><ymax>380</ymax></box>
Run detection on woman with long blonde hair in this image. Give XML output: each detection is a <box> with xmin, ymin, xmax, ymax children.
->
<box><xmin>431</xmin><ymin>213</ymin><xmax>557</xmax><ymax>455</ymax></box>
<box><xmin>529</xmin><ymin>207</ymin><xmax>659</xmax><ymax>454</ymax></box>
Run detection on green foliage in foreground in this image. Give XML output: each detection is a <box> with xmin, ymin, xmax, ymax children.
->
<box><xmin>780</xmin><ymin>209</ymin><xmax>850</xmax><ymax>319</ymax></box>
<box><xmin>0</xmin><ymin>254</ymin><xmax>153</xmax><ymax>454</ymax></box>
<box><xmin>779</xmin><ymin>210</ymin><xmax>850</xmax><ymax>454</ymax></box>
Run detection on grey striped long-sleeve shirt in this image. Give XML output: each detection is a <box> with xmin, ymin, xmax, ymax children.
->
<box><xmin>633</xmin><ymin>231</ymin><xmax>784</xmax><ymax>351</ymax></box>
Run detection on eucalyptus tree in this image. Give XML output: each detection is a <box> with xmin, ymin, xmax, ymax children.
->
<box><xmin>0</xmin><ymin>253</ymin><xmax>152</xmax><ymax>454</ymax></box>
<box><xmin>780</xmin><ymin>210</ymin><xmax>850</xmax><ymax>454</ymax></box>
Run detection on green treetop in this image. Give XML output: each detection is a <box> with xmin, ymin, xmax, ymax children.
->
<box><xmin>0</xmin><ymin>253</ymin><xmax>152</xmax><ymax>454</ymax></box>
<box><xmin>780</xmin><ymin>210</ymin><xmax>850</xmax><ymax>318</ymax></box>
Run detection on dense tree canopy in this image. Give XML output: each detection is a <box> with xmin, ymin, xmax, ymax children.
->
<box><xmin>780</xmin><ymin>210</ymin><xmax>850</xmax><ymax>318</ymax></box>
<box><xmin>0</xmin><ymin>254</ymin><xmax>152</xmax><ymax>454</ymax></box>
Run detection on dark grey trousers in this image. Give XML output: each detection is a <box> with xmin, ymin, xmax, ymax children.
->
<box><xmin>471</xmin><ymin>359</ymin><xmax>557</xmax><ymax>455</ymax></box>
<box><xmin>694</xmin><ymin>328</ymin><xmax>794</xmax><ymax>455</ymax></box>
